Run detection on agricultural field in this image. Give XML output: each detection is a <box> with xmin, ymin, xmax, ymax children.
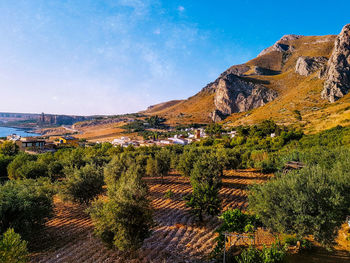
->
<box><xmin>29</xmin><ymin>170</ymin><xmax>271</xmax><ymax>263</ymax></box>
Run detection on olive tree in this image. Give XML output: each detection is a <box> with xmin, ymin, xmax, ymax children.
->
<box><xmin>185</xmin><ymin>153</ymin><xmax>222</xmax><ymax>221</ymax></box>
<box><xmin>89</xmin><ymin>164</ymin><xmax>154</xmax><ymax>251</ymax></box>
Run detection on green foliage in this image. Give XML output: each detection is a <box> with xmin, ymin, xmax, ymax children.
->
<box><xmin>0</xmin><ymin>155</ymin><xmax>13</xmax><ymax>179</ymax></box>
<box><xmin>205</xmin><ymin>123</ymin><xmax>223</xmax><ymax>137</ymax></box>
<box><xmin>0</xmin><ymin>178</ymin><xmax>54</xmax><ymax>239</ymax></box>
<box><xmin>213</xmin><ymin>209</ymin><xmax>261</xmax><ymax>256</ymax></box>
<box><xmin>104</xmin><ymin>154</ymin><xmax>132</xmax><ymax>185</ymax></box>
<box><xmin>234</xmin><ymin>243</ymin><xmax>287</xmax><ymax>263</ymax></box>
<box><xmin>146</xmin><ymin>148</ymin><xmax>171</xmax><ymax>181</ymax></box>
<box><xmin>0</xmin><ymin>228</ymin><xmax>28</xmax><ymax>263</ymax></box>
<box><xmin>260</xmin><ymin>243</ymin><xmax>287</xmax><ymax>263</ymax></box>
<box><xmin>185</xmin><ymin>153</ymin><xmax>222</xmax><ymax>221</ymax></box>
<box><xmin>248</xmin><ymin>152</ymin><xmax>350</xmax><ymax>246</ymax></box>
<box><xmin>0</xmin><ymin>141</ymin><xmax>19</xmax><ymax>156</ymax></box>
<box><xmin>177</xmin><ymin>148</ymin><xmax>202</xmax><ymax>177</ymax></box>
<box><xmin>88</xmin><ymin>164</ymin><xmax>154</xmax><ymax>251</ymax></box>
<box><xmin>164</xmin><ymin>189</ymin><xmax>174</xmax><ymax>199</ymax></box>
<box><xmin>235</xmin><ymin>246</ymin><xmax>262</xmax><ymax>263</ymax></box>
<box><xmin>7</xmin><ymin>153</ymin><xmax>35</xmax><ymax>179</ymax></box>
<box><xmin>60</xmin><ymin>164</ymin><xmax>104</xmax><ymax>205</ymax></box>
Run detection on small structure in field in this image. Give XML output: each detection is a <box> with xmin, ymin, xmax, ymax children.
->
<box><xmin>58</xmin><ymin>136</ymin><xmax>79</xmax><ymax>147</ymax></box>
<box><xmin>16</xmin><ymin>137</ymin><xmax>46</xmax><ymax>150</ymax></box>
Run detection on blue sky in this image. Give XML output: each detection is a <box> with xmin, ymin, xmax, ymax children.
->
<box><xmin>0</xmin><ymin>0</ymin><xmax>349</xmax><ymax>115</ymax></box>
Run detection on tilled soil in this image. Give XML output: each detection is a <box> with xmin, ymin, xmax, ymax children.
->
<box><xmin>30</xmin><ymin>170</ymin><xmax>271</xmax><ymax>263</ymax></box>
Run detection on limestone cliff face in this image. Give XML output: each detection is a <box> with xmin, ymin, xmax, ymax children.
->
<box><xmin>321</xmin><ymin>24</ymin><xmax>350</xmax><ymax>102</ymax></box>
<box><xmin>258</xmin><ymin>34</ymin><xmax>303</xmax><ymax>57</ymax></box>
<box><xmin>210</xmin><ymin>74</ymin><xmax>278</xmax><ymax>121</ymax></box>
<box><xmin>295</xmin><ymin>56</ymin><xmax>328</xmax><ymax>76</ymax></box>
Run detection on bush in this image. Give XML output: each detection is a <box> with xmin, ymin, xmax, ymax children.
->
<box><xmin>234</xmin><ymin>243</ymin><xmax>287</xmax><ymax>263</ymax></box>
<box><xmin>0</xmin><ymin>141</ymin><xmax>19</xmax><ymax>156</ymax></box>
<box><xmin>88</xmin><ymin>164</ymin><xmax>154</xmax><ymax>251</ymax></box>
<box><xmin>146</xmin><ymin>148</ymin><xmax>171</xmax><ymax>180</ymax></box>
<box><xmin>7</xmin><ymin>153</ymin><xmax>36</xmax><ymax>180</ymax></box>
<box><xmin>164</xmin><ymin>189</ymin><xmax>174</xmax><ymax>199</ymax></box>
<box><xmin>0</xmin><ymin>155</ymin><xmax>13</xmax><ymax>179</ymax></box>
<box><xmin>213</xmin><ymin>209</ymin><xmax>261</xmax><ymax>256</ymax></box>
<box><xmin>185</xmin><ymin>153</ymin><xmax>222</xmax><ymax>221</ymax></box>
<box><xmin>16</xmin><ymin>161</ymin><xmax>49</xmax><ymax>179</ymax></box>
<box><xmin>248</xmin><ymin>159</ymin><xmax>350</xmax><ymax>246</ymax></box>
<box><xmin>60</xmin><ymin>164</ymin><xmax>104</xmax><ymax>205</ymax></box>
<box><xmin>0</xmin><ymin>178</ymin><xmax>54</xmax><ymax>239</ymax></box>
<box><xmin>0</xmin><ymin>228</ymin><xmax>28</xmax><ymax>263</ymax></box>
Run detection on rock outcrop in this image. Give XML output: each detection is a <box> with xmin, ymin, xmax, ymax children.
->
<box><xmin>295</xmin><ymin>56</ymin><xmax>328</xmax><ymax>76</ymax></box>
<box><xmin>258</xmin><ymin>34</ymin><xmax>303</xmax><ymax>57</ymax></box>
<box><xmin>321</xmin><ymin>24</ymin><xmax>350</xmax><ymax>102</ymax></box>
<box><xmin>210</xmin><ymin>74</ymin><xmax>278</xmax><ymax>121</ymax></box>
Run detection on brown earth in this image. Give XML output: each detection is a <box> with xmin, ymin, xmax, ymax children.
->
<box><xmin>29</xmin><ymin>170</ymin><xmax>350</xmax><ymax>263</ymax></box>
<box><xmin>29</xmin><ymin>170</ymin><xmax>271</xmax><ymax>263</ymax></box>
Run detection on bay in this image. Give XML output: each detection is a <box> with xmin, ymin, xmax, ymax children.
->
<box><xmin>0</xmin><ymin>126</ymin><xmax>40</xmax><ymax>138</ymax></box>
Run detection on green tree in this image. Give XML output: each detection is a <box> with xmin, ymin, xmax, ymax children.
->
<box><xmin>7</xmin><ymin>153</ymin><xmax>36</xmax><ymax>180</ymax></box>
<box><xmin>16</xmin><ymin>161</ymin><xmax>49</xmax><ymax>179</ymax></box>
<box><xmin>0</xmin><ymin>155</ymin><xmax>13</xmax><ymax>179</ymax></box>
<box><xmin>0</xmin><ymin>141</ymin><xmax>19</xmax><ymax>156</ymax></box>
<box><xmin>88</xmin><ymin>164</ymin><xmax>154</xmax><ymax>251</ymax></box>
<box><xmin>0</xmin><ymin>178</ymin><xmax>54</xmax><ymax>239</ymax></box>
<box><xmin>177</xmin><ymin>149</ymin><xmax>200</xmax><ymax>177</ymax></box>
<box><xmin>0</xmin><ymin>228</ymin><xmax>28</xmax><ymax>263</ymax></box>
<box><xmin>205</xmin><ymin>123</ymin><xmax>223</xmax><ymax>137</ymax></box>
<box><xmin>248</xmin><ymin>163</ymin><xmax>350</xmax><ymax>246</ymax></box>
<box><xmin>60</xmin><ymin>164</ymin><xmax>104</xmax><ymax>205</ymax></box>
<box><xmin>185</xmin><ymin>153</ymin><xmax>222</xmax><ymax>221</ymax></box>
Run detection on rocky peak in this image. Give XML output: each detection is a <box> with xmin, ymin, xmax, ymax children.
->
<box><xmin>258</xmin><ymin>34</ymin><xmax>303</xmax><ymax>57</ymax></box>
<box><xmin>295</xmin><ymin>56</ymin><xmax>328</xmax><ymax>76</ymax></box>
<box><xmin>321</xmin><ymin>24</ymin><xmax>350</xmax><ymax>102</ymax></box>
<box><xmin>210</xmin><ymin>74</ymin><xmax>278</xmax><ymax>121</ymax></box>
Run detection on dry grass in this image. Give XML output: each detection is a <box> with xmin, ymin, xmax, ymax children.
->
<box><xmin>141</xmin><ymin>34</ymin><xmax>350</xmax><ymax>134</ymax></box>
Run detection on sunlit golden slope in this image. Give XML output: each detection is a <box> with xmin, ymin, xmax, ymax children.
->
<box><xmin>144</xmin><ymin>34</ymin><xmax>350</xmax><ymax>133</ymax></box>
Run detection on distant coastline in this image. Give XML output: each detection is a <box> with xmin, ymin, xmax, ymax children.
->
<box><xmin>0</xmin><ymin>126</ymin><xmax>41</xmax><ymax>138</ymax></box>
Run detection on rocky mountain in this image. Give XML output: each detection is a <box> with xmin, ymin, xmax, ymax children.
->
<box><xmin>321</xmin><ymin>24</ymin><xmax>350</xmax><ymax>102</ymax></box>
<box><xmin>210</xmin><ymin>75</ymin><xmax>278</xmax><ymax>121</ymax></box>
<box><xmin>295</xmin><ymin>56</ymin><xmax>327</xmax><ymax>76</ymax></box>
<box><xmin>143</xmin><ymin>24</ymin><xmax>350</xmax><ymax>133</ymax></box>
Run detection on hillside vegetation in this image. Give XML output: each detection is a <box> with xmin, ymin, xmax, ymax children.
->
<box><xmin>143</xmin><ymin>31</ymin><xmax>350</xmax><ymax>133</ymax></box>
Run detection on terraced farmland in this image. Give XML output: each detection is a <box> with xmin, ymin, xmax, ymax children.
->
<box><xmin>30</xmin><ymin>170</ymin><xmax>271</xmax><ymax>263</ymax></box>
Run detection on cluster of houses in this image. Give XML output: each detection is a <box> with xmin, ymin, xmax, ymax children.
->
<box><xmin>6</xmin><ymin>134</ymin><xmax>80</xmax><ymax>153</ymax></box>
<box><xmin>3</xmin><ymin>127</ymin><xmax>274</xmax><ymax>153</ymax></box>
<box><xmin>111</xmin><ymin>128</ymin><xmax>206</xmax><ymax>147</ymax></box>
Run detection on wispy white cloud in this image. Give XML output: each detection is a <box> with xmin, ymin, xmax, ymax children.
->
<box><xmin>178</xmin><ymin>6</ymin><xmax>185</xmax><ymax>12</ymax></box>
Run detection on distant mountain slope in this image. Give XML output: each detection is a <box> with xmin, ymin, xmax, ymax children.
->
<box><xmin>143</xmin><ymin>24</ymin><xmax>350</xmax><ymax>133</ymax></box>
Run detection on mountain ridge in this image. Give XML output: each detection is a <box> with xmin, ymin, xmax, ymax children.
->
<box><xmin>143</xmin><ymin>24</ymin><xmax>350</xmax><ymax>133</ymax></box>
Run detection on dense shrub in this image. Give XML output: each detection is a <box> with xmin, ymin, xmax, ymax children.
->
<box><xmin>0</xmin><ymin>228</ymin><xmax>28</xmax><ymax>263</ymax></box>
<box><xmin>7</xmin><ymin>153</ymin><xmax>36</xmax><ymax>180</ymax></box>
<box><xmin>0</xmin><ymin>178</ymin><xmax>54</xmax><ymax>239</ymax></box>
<box><xmin>185</xmin><ymin>153</ymin><xmax>222</xmax><ymax>221</ymax></box>
<box><xmin>146</xmin><ymin>148</ymin><xmax>171</xmax><ymax>181</ymax></box>
<box><xmin>248</xmin><ymin>157</ymin><xmax>350</xmax><ymax>246</ymax></box>
<box><xmin>88</xmin><ymin>164</ymin><xmax>154</xmax><ymax>251</ymax></box>
<box><xmin>213</xmin><ymin>209</ymin><xmax>261</xmax><ymax>256</ymax></box>
<box><xmin>0</xmin><ymin>141</ymin><xmax>19</xmax><ymax>156</ymax></box>
<box><xmin>60</xmin><ymin>164</ymin><xmax>104</xmax><ymax>205</ymax></box>
<box><xmin>0</xmin><ymin>155</ymin><xmax>13</xmax><ymax>179</ymax></box>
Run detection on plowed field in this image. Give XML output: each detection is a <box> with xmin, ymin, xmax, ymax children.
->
<box><xmin>29</xmin><ymin>170</ymin><xmax>272</xmax><ymax>263</ymax></box>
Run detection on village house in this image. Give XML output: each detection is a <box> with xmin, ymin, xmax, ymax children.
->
<box><xmin>58</xmin><ymin>136</ymin><xmax>79</xmax><ymax>146</ymax></box>
<box><xmin>15</xmin><ymin>137</ymin><xmax>46</xmax><ymax>151</ymax></box>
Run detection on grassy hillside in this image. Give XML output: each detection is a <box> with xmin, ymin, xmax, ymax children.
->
<box><xmin>144</xmin><ymin>34</ymin><xmax>350</xmax><ymax>133</ymax></box>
